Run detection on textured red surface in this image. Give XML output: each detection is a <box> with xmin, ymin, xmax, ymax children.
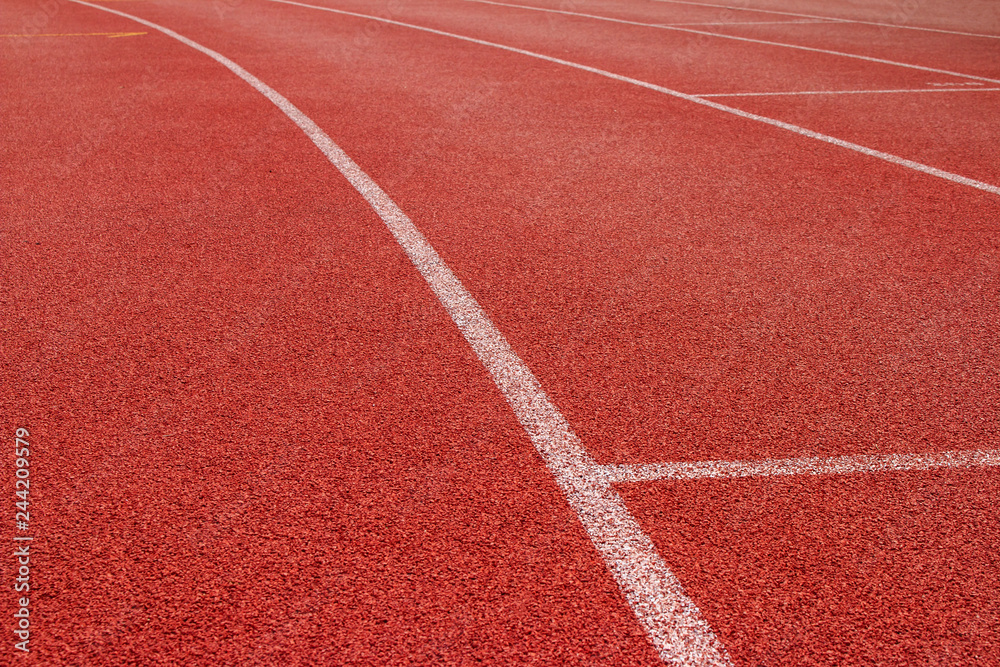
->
<box><xmin>2</xmin><ymin>0</ymin><xmax>998</xmax><ymax>663</ymax></box>
<box><xmin>620</xmin><ymin>469</ymin><xmax>1000</xmax><ymax>665</ymax></box>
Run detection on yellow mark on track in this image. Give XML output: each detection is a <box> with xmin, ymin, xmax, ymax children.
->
<box><xmin>1</xmin><ymin>31</ymin><xmax>146</xmax><ymax>38</ymax></box>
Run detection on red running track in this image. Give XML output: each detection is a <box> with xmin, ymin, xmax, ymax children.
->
<box><xmin>2</xmin><ymin>0</ymin><xmax>999</xmax><ymax>664</ymax></box>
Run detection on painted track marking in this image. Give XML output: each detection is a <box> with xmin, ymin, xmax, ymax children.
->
<box><xmin>695</xmin><ymin>87</ymin><xmax>1000</xmax><ymax>97</ymax></box>
<box><xmin>68</xmin><ymin>1</ymin><xmax>733</xmax><ymax>664</ymax></box>
<box><xmin>0</xmin><ymin>31</ymin><xmax>146</xmax><ymax>37</ymax></box>
<box><xmin>467</xmin><ymin>0</ymin><xmax>1000</xmax><ymax>87</ymax></box>
<box><xmin>600</xmin><ymin>450</ymin><xmax>1000</xmax><ymax>484</ymax></box>
<box><xmin>651</xmin><ymin>0</ymin><xmax>1000</xmax><ymax>40</ymax></box>
<box><xmin>658</xmin><ymin>19</ymin><xmax>835</xmax><ymax>26</ymax></box>
<box><xmin>271</xmin><ymin>0</ymin><xmax>1000</xmax><ymax>197</ymax></box>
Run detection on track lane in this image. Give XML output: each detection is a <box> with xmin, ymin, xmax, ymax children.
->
<box><xmin>466</xmin><ymin>0</ymin><xmax>1000</xmax><ymax>86</ymax></box>
<box><xmin>649</xmin><ymin>0</ymin><xmax>1000</xmax><ymax>38</ymax></box>
<box><xmin>687</xmin><ymin>20</ymin><xmax>1000</xmax><ymax>82</ymax></box>
<box><xmin>620</xmin><ymin>468</ymin><xmax>1000</xmax><ymax>665</ymax></box>
<box><xmin>717</xmin><ymin>90</ymin><xmax>1000</xmax><ymax>185</ymax></box>
<box><xmin>394</xmin><ymin>0</ymin><xmax>1000</xmax><ymax>185</ymax></box>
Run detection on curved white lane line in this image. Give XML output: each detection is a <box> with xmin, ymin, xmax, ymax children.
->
<box><xmin>650</xmin><ymin>0</ymin><xmax>1000</xmax><ymax>40</ymax></box>
<box><xmin>272</xmin><ymin>0</ymin><xmax>1000</xmax><ymax>197</ymax></box>
<box><xmin>600</xmin><ymin>450</ymin><xmax>1000</xmax><ymax>484</ymax></box>
<box><xmin>68</xmin><ymin>1</ymin><xmax>732</xmax><ymax>664</ymax></box>
<box><xmin>468</xmin><ymin>0</ymin><xmax>1000</xmax><ymax>87</ymax></box>
<box><xmin>696</xmin><ymin>87</ymin><xmax>1000</xmax><ymax>97</ymax></box>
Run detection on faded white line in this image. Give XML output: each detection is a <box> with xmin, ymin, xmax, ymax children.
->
<box><xmin>657</xmin><ymin>19</ymin><xmax>834</xmax><ymax>26</ymax></box>
<box><xmin>68</xmin><ymin>1</ymin><xmax>732</xmax><ymax>664</ymax></box>
<box><xmin>651</xmin><ymin>0</ymin><xmax>1000</xmax><ymax>40</ymax></box>
<box><xmin>599</xmin><ymin>450</ymin><xmax>1000</xmax><ymax>484</ymax></box>
<box><xmin>273</xmin><ymin>0</ymin><xmax>1000</xmax><ymax>197</ymax></box>
<box><xmin>468</xmin><ymin>0</ymin><xmax>1000</xmax><ymax>87</ymax></box>
<box><xmin>696</xmin><ymin>87</ymin><xmax>1000</xmax><ymax>97</ymax></box>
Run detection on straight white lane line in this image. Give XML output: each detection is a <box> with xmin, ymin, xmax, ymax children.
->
<box><xmin>272</xmin><ymin>0</ymin><xmax>1000</xmax><ymax>197</ymax></box>
<box><xmin>696</xmin><ymin>87</ymin><xmax>1000</xmax><ymax>97</ymax></box>
<box><xmin>651</xmin><ymin>0</ymin><xmax>1000</xmax><ymax>40</ymax></box>
<box><xmin>68</xmin><ymin>2</ymin><xmax>732</xmax><ymax>664</ymax></box>
<box><xmin>658</xmin><ymin>19</ymin><xmax>834</xmax><ymax>26</ymax></box>
<box><xmin>468</xmin><ymin>0</ymin><xmax>1000</xmax><ymax>87</ymax></box>
<box><xmin>599</xmin><ymin>450</ymin><xmax>1000</xmax><ymax>485</ymax></box>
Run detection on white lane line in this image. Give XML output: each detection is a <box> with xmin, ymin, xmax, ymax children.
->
<box><xmin>468</xmin><ymin>0</ymin><xmax>1000</xmax><ymax>87</ymax></box>
<box><xmin>651</xmin><ymin>0</ymin><xmax>1000</xmax><ymax>40</ymax></box>
<box><xmin>599</xmin><ymin>450</ymin><xmax>1000</xmax><ymax>484</ymax></box>
<box><xmin>658</xmin><ymin>19</ymin><xmax>834</xmax><ymax>26</ymax></box>
<box><xmin>696</xmin><ymin>87</ymin><xmax>1000</xmax><ymax>97</ymax></box>
<box><xmin>68</xmin><ymin>2</ymin><xmax>732</xmax><ymax>664</ymax></box>
<box><xmin>0</xmin><ymin>31</ymin><xmax>146</xmax><ymax>37</ymax></box>
<box><xmin>272</xmin><ymin>0</ymin><xmax>1000</xmax><ymax>197</ymax></box>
